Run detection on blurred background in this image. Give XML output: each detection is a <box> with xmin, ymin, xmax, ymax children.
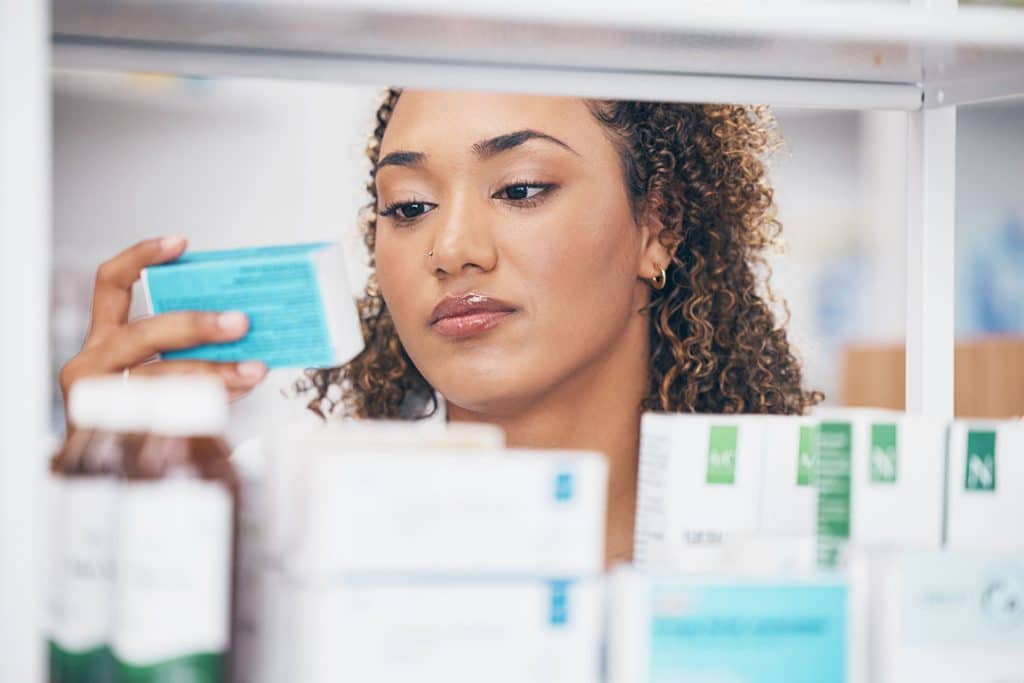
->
<box><xmin>50</xmin><ymin>70</ymin><xmax>1024</xmax><ymax>430</ymax></box>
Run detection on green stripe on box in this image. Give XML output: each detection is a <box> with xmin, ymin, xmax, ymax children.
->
<box><xmin>816</xmin><ymin>422</ymin><xmax>852</xmax><ymax>568</ymax></box>
<box><xmin>113</xmin><ymin>651</ymin><xmax>226</xmax><ymax>683</ymax></box>
<box><xmin>48</xmin><ymin>641</ymin><xmax>114</xmax><ymax>683</ymax></box>
<box><xmin>797</xmin><ymin>425</ymin><xmax>818</xmax><ymax>487</ymax></box>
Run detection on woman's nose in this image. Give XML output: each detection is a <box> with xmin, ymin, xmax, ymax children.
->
<box><xmin>428</xmin><ymin>195</ymin><xmax>498</xmax><ymax>279</ymax></box>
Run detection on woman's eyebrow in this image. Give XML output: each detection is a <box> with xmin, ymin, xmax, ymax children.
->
<box><xmin>472</xmin><ymin>129</ymin><xmax>580</xmax><ymax>159</ymax></box>
<box><xmin>377</xmin><ymin>150</ymin><xmax>425</xmax><ymax>170</ymax></box>
<box><xmin>376</xmin><ymin>129</ymin><xmax>579</xmax><ymax>171</ymax></box>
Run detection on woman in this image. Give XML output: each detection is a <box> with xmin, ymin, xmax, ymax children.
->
<box><xmin>59</xmin><ymin>88</ymin><xmax>819</xmax><ymax>564</ymax></box>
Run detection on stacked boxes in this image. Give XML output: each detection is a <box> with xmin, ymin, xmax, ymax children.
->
<box><xmin>259</xmin><ymin>422</ymin><xmax>608</xmax><ymax>683</ymax></box>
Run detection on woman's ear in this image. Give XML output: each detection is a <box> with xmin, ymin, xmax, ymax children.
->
<box><xmin>636</xmin><ymin>204</ymin><xmax>673</xmax><ymax>282</ymax></box>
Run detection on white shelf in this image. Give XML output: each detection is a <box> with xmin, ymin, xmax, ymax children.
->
<box><xmin>52</xmin><ymin>0</ymin><xmax>1024</xmax><ymax>110</ymax></box>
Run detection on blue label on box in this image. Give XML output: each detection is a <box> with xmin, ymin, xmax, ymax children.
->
<box><xmin>549</xmin><ymin>580</ymin><xmax>570</xmax><ymax>627</ymax></box>
<box><xmin>648</xmin><ymin>580</ymin><xmax>847</xmax><ymax>683</ymax></box>
<box><xmin>554</xmin><ymin>471</ymin><xmax>574</xmax><ymax>502</ymax></box>
<box><xmin>145</xmin><ymin>244</ymin><xmax>338</xmax><ymax>369</ymax></box>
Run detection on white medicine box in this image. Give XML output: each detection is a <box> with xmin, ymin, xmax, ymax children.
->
<box><xmin>815</xmin><ymin>410</ymin><xmax>947</xmax><ymax>566</ymax></box>
<box><xmin>947</xmin><ymin>420</ymin><xmax>1024</xmax><ymax>551</ymax></box>
<box><xmin>635</xmin><ymin>413</ymin><xmax>818</xmax><ymax>571</ymax></box>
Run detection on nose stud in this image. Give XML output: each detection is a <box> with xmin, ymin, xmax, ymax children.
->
<box><xmin>427</xmin><ymin>250</ymin><xmax>434</xmax><ymax>258</ymax></box>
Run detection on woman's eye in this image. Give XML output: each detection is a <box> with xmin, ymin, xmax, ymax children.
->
<box><xmin>397</xmin><ymin>203</ymin><xmax>428</xmax><ymax>219</ymax></box>
<box><xmin>500</xmin><ymin>184</ymin><xmax>545</xmax><ymax>201</ymax></box>
<box><xmin>380</xmin><ymin>201</ymin><xmax>435</xmax><ymax>222</ymax></box>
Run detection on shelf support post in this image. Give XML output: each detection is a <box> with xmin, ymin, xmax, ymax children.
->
<box><xmin>905</xmin><ymin>104</ymin><xmax>956</xmax><ymax>418</ymax></box>
<box><xmin>0</xmin><ymin>1</ymin><xmax>50</xmax><ymax>681</ymax></box>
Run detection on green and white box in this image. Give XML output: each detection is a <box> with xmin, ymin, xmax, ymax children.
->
<box><xmin>815</xmin><ymin>409</ymin><xmax>946</xmax><ymax>567</ymax></box>
<box><xmin>608</xmin><ymin>568</ymin><xmax>851</xmax><ymax>683</ymax></box>
<box><xmin>759</xmin><ymin>416</ymin><xmax>820</xmax><ymax>537</ymax></box>
<box><xmin>870</xmin><ymin>550</ymin><xmax>1024</xmax><ymax>683</ymax></box>
<box><xmin>286</xmin><ymin>577</ymin><xmax>603</xmax><ymax>683</ymax></box>
<box><xmin>636</xmin><ymin>414</ymin><xmax>763</xmax><ymax>571</ymax></box>
<box><xmin>636</xmin><ymin>414</ymin><xmax>818</xmax><ymax>572</ymax></box>
<box><xmin>947</xmin><ymin>420</ymin><xmax>1024</xmax><ymax>551</ymax></box>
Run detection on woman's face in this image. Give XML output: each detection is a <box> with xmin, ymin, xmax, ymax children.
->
<box><xmin>374</xmin><ymin>90</ymin><xmax>666</xmax><ymax>416</ymax></box>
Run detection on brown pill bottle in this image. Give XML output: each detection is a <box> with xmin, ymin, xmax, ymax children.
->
<box><xmin>110</xmin><ymin>376</ymin><xmax>239</xmax><ymax>683</ymax></box>
<box><xmin>48</xmin><ymin>376</ymin><xmax>149</xmax><ymax>683</ymax></box>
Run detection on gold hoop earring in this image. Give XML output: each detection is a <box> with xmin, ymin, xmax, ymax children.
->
<box><xmin>650</xmin><ymin>266</ymin><xmax>667</xmax><ymax>290</ymax></box>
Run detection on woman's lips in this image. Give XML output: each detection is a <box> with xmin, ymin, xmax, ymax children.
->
<box><xmin>429</xmin><ymin>294</ymin><xmax>518</xmax><ymax>339</ymax></box>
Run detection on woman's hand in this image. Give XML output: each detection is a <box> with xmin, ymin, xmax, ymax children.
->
<box><xmin>59</xmin><ymin>236</ymin><xmax>268</xmax><ymax>404</ymax></box>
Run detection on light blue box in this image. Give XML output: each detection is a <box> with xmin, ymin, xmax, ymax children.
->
<box><xmin>142</xmin><ymin>243</ymin><xmax>362</xmax><ymax>369</ymax></box>
<box><xmin>610</xmin><ymin>570</ymin><xmax>848</xmax><ymax>683</ymax></box>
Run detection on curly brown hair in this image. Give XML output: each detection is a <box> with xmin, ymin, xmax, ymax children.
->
<box><xmin>299</xmin><ymin>88</ymin><xmax>821</xmax><ymax>419</ymax></box>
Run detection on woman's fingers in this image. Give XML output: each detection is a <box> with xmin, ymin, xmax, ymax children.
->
<box><xmin>87</xmin><ymin>236</ymin><xmax>187</xmax><ymax>339</ymax></box>
<box><xmin>129</xmin><ymin>359</ymin><xmax>268</xmax><ymax>398</ymax></box>
<box><xmin>61</xmin><ymin>360</ymin><xmax>267</xmax><ymax>405</ymax></box>
<box><xmin>86</xmin><ymin>310</ymin><xmax>250</xmax><ymax>372</ymax></box>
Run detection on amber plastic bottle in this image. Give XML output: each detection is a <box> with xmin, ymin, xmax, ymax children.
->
<box><xmin>49</xmin><ymin>377</ymin><xmax>148</xmax><ymax>683</ymax></box>
<box><xmin>111</xmin><ymin>376</ymin><xmax>239</xmax><ymax>683</ymax></box>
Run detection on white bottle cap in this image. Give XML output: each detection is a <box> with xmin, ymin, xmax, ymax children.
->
<box><xmin>146</xmin><ymin>376</ymin><xmax>228</xmax><ymax>437</ymax></box>
<box><xmin>67</xmin><ymin>375</ymin><xmax>125</xmax><ymax>430</ymax></box>
<box><xmin>68</xmin><ymin>376</ymin><xmax>156</xmax><ymax>434</ymax></box>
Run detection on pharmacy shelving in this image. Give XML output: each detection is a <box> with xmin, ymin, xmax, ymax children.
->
<box><xmin>51</xmin><ymin>0</ymin><xmax>1024</xmax><ymax>109</ymax></box>
<box><xmin>3</xmin><ymin>0</ymin><xmax>1024</xmax><ymax>680</ymax></box>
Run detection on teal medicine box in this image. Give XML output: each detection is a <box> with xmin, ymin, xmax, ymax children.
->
<box><xmin>142</xmin><ymin>243</ymin><xmax>363</xmax><ymax>369</ymax></box>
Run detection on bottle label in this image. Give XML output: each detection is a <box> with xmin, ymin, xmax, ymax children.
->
<box><xmin>112</xmin><ymin>478</ymin><xmax>232</xmax><ymax>680</ymax></box>
<box><xmin>48</xmin><ymin>476</ymin><xmax>118</xmax><ymax>681</ymax></box>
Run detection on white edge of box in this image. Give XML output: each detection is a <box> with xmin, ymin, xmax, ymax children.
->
<box><xmin>312</xmin><ymin>242</ymin><xmax>364</xmax><ymax>368</ymax></box>
<box><xmin>607</xmin><ymin>568</ymin><xmax>648</xmax><ymax>683</ymax></box>
<box><xmin>139</xmin><ymin>266</ymin><xmax>160</xmax><ymax>361</ymax></box>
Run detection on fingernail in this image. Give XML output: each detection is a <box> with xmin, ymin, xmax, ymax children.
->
<box><xmin>161</xmin><ymin>235</ymin><xmax>186</xmax><ymax>252</ymax></box>
<box><xmin>236</xmin><ymin>361</ymin><xmax>266</xmax><ymax>380</ymax></box>
<box><xmin>217</xmin><ymin>311</ymin><xmax>248</xmax><ymax>334</ymax></box>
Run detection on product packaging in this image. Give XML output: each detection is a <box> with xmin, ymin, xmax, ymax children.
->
<box><xmin>281</xmin><ymin>442</ymin><xmax>607</xmax><ymax>575</ymax></box>
<box><xmin>814</xmin><ymin>409</ymin><xmax>947</xmax><ymax>568</ymax></box>
<box><xmin>287</xmin><ymin>577</ymin><xmax>604</xmax><ymax>683</ymax></box>
<box><xmin>249</xmin><ymin>419</ymin><xmax>506</xmax><ymax>683</ymax></box>
<box><xmin>607</xmin><ymin>568</ymin><xmax>851</xmax><ymax>683</ymax></box>
<box><xmin>635</xmin><ymin>413</ymin><xmax>819</xmax><ymax>573</ymax></box>
<box><xmin>142</xmin><ymin>242</ymin><xmax>362</xmax><ymax>369</ymax></box>
<box><xmin>866</xmin><ymin>550</ymin><xmax>1024</xmax><ymax>683</ymax></box>
<box><xmin>258</xmin><ymin>422</ymin><xmax>612</xmax><ymax>682</ymax></box>
<box><xmin>946</xmin><ymin>419</ymin><xmax>1024</xmax><ymax>551</ymax></box>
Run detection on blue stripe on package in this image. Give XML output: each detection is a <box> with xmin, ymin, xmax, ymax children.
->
<box><xmin>142</xmin><ymin>242</ymin><xmax>364</xmax><ymax>369</ymax></box>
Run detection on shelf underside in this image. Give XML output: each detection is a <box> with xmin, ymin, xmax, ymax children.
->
<box><xmin>53</xmin><ymin>1</ymin><xmax>1024</xmax><ymax>110</ymax></box>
